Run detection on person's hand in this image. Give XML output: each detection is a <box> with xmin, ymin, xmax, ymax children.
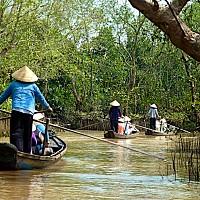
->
<box><xmin>47</xmin><ymin>107</ymin><xmax>53</xmax><ymax>113</ymax></box>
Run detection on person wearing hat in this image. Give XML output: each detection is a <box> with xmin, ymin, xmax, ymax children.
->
<box><xmin>0</xmin><ymin>66</ymin><xmax>53</xmax><ymax>153</ymax></box>
<box><xmin>147</xmin><ymin>104</ymin><xmax>160</xmax><ymax>130</ymax></box>
<box><xmin>109</xmin><ymin>100</ymin><xmax>122</xmax><ymax>133</ymax></box>
<box><xmin>118</xmin><ymin>117</ymin><xmax>125</xmax><ymax>134</ymax></box>
<box><xmin>32</xmin><ymin>111</ymin><xmax>51</xmax><ymax>155</ymax></box>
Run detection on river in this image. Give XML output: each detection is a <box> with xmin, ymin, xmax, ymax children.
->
<box><xmin>0</xmin><ymin>131</ymin><xmax>199</xmax><ymax>200</ymax></box>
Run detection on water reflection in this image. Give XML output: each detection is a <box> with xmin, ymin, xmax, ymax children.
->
<box><xmin>0</xmin><ymin>170</ymin><xmax>44</xmax><ymax>199</ymax></box>
<box><xmin>0</xmin><ymin>131</ymin><xmax>199</xmax><ymax>199</ymax></box>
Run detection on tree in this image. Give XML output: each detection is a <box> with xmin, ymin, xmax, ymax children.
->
<box><xmin>128</xmin><ymin>0</ymin><xmax>200</xmax><ymax>62</ymax></box>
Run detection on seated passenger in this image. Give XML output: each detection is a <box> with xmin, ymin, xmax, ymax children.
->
<box><xmin>33</xmin><ymin>123</ymin><xmax>52</xmax><ymax>155</ymax></box>
<box><xmin>31</xmin><ymin>131</ymin><xmax>37</xmax><ymax>154</ymax></box>
<box><xmin>118</xmin><ymin>118</ymin><xmax>125</xmax><ymax>134</ymax></box>
<box><xmin>123</xmin><ymin>116</ymin><xmax>139</xmax><ymax>135</ymax></box>
<box><xmin>32</xmin><ymin>111</ymin><xmax>52</xmax><ymax>155</ymax></box>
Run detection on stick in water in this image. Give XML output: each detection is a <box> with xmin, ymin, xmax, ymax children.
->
<box><xmin>0</xmin><ymin>109</ymin><xmax>164</xmax><ymax>160</ymax></box>
<box><xmin>34</xmin><ymin>119</ymin><xmax>165</xmax><ymax>160</ymax></box>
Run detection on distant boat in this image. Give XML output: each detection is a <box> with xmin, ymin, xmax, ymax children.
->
<box><xmin>104</xmin><ymin>130</ymin><xmax>139</xmax><ymax>139</ymax></box>
<box><xmin>145</xmin><ymin>129</ymin><xmax>176</xmax><ymax>136</ymax></box>
<box><xmin>0</xmin><ymin>134</ymin><xmax>67</xmax><ymax>170</ymax></box>
<box><xmin>145</xmin><ymin>118</ymin><xmax>177</xmax><ymax>136</ymax></box>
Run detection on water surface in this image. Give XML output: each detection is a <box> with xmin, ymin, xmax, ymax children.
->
<box><xmin>0</xmin><ymin>131</ymin><xmax>199</xmax><ymax>200</ymax></box>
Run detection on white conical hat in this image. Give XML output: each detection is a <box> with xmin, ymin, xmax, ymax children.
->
<box><xmin>110</xmin><ymin>100</ymin><xmax>120</xmax><ymax>106</ymax></box>
<box><xmin>12</xmin><ymin>66</ymin><xmax>38</xmax><ymax>82</ymax></box>
<box><xmin>33</xmin><ymin>110</ymin><xmax>45</xmax><ymax>120</ymax></box>
<box><xmin>123</xmin><ymin>116</ymin><xmax>131</xmax><ymax>122</ymax></box>
<box><xmin>150</xmin><ymin>104</ymin><xmax>157</xmax><ymax>108</ymax></box>
<box><xmin>118</xmin><ymin>117</ymin><xmax>124</xmax><ymax>122</ymax></box>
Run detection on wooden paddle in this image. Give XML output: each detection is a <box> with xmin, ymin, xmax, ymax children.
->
<box><xmin>166</xmin><ymin>123</ymin><xmax>191</xmax><ymax>134</ymax></box>
<box><xmin>0</xmin><ymin>109</ymin><xmax>164</xmax><ymax>160</ymax></box>
<box><xmin>42</xmin><ymin>118</ymin><xmax>50</xmax><ymax>155</ymax></box>
<box><xmin>0</xmin><ymin>116</ymin><xmax>11</xmax><ymax>120</ymax></box>
<box><xmin>102</xmin><ymin>117</ymin><xmax>161</xmax><ymax>134</ymax></box>
<box><xmin>34</xmin><ymin>119</ymin><xmax>165</xmax><ymax>160</ymax></box>
<box><xmin>130</xmin><ymin>123</ymin><xmax>162</xmax><ymax>133</ymax></box>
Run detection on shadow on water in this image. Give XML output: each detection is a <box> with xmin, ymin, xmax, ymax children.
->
<box><xmin>0</xmin><ymin>131</ymin><xmax>199</xmax><ymax>200</ymax></box>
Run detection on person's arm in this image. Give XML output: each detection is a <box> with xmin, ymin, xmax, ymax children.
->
<box><xmin>156</xmin><ymin>109</ymin><xmax>160</xmax><ymax>118</ymax></box>
<box><xmin>34</xmin><ymin>84</ymin><xmax>53</xmax><ymax>112</ymax></box>
<box><xmin>0</xmin><ymin>84</ymin><xmax>12</xmax><ymax>104</ymax></box>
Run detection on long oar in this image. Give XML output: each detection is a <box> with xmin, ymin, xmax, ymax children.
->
<box><xmin>0</xmin><ymin>109</ymin><xmax>164</xmax><ymax>160</ymax></box>
<box><xmin>103</xmin><ymin>118</ymin><xmax>161</xmax><ymax>133</ymax></box>
<box><xmin>0</xmin><ymin>116</ymin><xmax>11</xmax><ymax>120</ymax></box>
<box><xmin>42</xmin><ymin>118</ymin><xmax>50</xmax><ymax>155</ymax></box>
<box><xmin>34</xmin><ymin>119</ymin><xmax>165</xmax><ymax>160</ymax></box>
<box><xmin>132</xmin><ymin>123</ymin><xmax>162</xmax><ymax>133</ymax></box>
<box><xmin>0</xmin><ymin>110</ymin><xmax>11</xmax><ymax>120</ymax></box>
<box><xmin>166</xmin><ymin>123</ymin><xmax>191</xmax><ymax>133</ymax></box>
<box><xmin>0</xmin><ymin>109</ymin><xmax>10</xmax><ymax>115</ymax></box>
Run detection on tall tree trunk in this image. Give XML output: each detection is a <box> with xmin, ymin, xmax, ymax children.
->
<box><xmin>126</xmin><ymin>16</ymin><xmax>146</xmax><ymax>115</ymax></box>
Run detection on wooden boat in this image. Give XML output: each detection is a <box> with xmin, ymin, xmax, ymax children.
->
<box><xmin>104</xmin><ymin>130</ymin><xmax>139</xmax><ymax>139</ymax></box>
<box><xmin>0</xmin><ymin>134</ymin><xmax>67</xmax><ymax>170</ymax></box>
<box><xmin>145</xmin><ymin>129</ymin><xmax>176</xmax><ymax>136</ymax></box>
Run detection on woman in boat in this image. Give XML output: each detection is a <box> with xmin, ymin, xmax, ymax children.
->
<box><xmin>0</xmin><ymin>66</ymin><xmax>53</xmax><ymax>153</ymax></box>
<box><xmin>32</xmin><ymin>123</ymin><xmax>53</xmax><ymax>155</ymax></box>
<box><xmin>147</xmin><ymin>104</ymin><xmax>160</xmax><ymax>130</ymax></box>
<box><xmin>109</xmin><ymin>100</ymin><xmax>122</xmax><ymax>133</ymax></box>
<box><xmin>32</xmin><ymin>111</ymin><xmax>51</xmax><ymax>155</ymax></box>
<box><xmin>118</xmin><ymin>118</ymin><xmax>125</xmax><ymax>135</ymax></box>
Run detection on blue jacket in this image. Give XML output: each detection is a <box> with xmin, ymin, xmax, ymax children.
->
<box><xmin>0</xmin><ymin>80</ymin><xmax>50</xmax><ymax>115</ymax></box>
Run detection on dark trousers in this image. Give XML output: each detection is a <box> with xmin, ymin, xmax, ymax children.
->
<box><xmin>10</xmin><ymin>110</ymin><xmax>33</xmax><ymax>153</ymax></box>
<box><xmin>110</xmin><ymin>119</ymin><xmax>118</xmax><ymax>133</ymax></box>
<box><xmin>150</xmin><ymin>118</ymin><xmax>156</xmax><ymax>130</ymax></box>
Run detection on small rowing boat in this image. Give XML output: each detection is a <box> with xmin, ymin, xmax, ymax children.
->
<box><xmin>104</xmin><ymin>116</ymin><xmax>139</xmax><ymax>139</ymax></box>
<box><xmin>145</xmin><ymin>129</ymin><xmax>176</xmax><ymax>136</ymax></box>
<box><xmin>0</xmin><ymin>133</ymin><xmax>67</xmax><ymax>170</ymax></box>
<box><xmin>145</xmin><ymin>118</ymin><xmax>177</xmax><ymax>136</ymax></box>
<box><xmin>104</xmin><ymin>130</ymin><xmax>139</xmax><ymax>139</ymax></box>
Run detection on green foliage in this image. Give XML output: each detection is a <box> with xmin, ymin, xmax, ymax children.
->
<box><xmin>0</xmin><ymin>0</ymin><xmax>199</xmax><ymax>129</ymax></box>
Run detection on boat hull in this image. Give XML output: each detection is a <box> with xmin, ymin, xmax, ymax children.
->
<box><xmin>104</xmin><ymin>130</ymin><xmax>139</xmax><ymax>139</ymax></box>
<box><xmin>145</xmin><ymin>129</ymin><xmax>176</xmax><ymax>136</ymax></box>
<box><xmin>0</xmin><ymin>135</ymin><xmax>67</xmax><ymax>170</ymax></box>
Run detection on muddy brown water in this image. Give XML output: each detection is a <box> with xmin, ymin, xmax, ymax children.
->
<box><xmin>0</xmin><ymin>131</ymin><xmax>199</xmax><ymax>200</ymax></box>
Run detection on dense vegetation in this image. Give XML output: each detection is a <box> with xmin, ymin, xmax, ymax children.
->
<box><xmin>0</xmin><ymin>0</ymin><xmax>199</xmax><ymax>129</ymax></box>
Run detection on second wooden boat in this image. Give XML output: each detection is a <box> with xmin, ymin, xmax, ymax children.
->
<box><xmin>104</xmin><ymin>130</ymin><xmax>139</xmax><ymax>139</ymax></box>
<box><xmin>145</xmin><ymin>129</ymin><xmax>176</xmax><ymax>136</ymax></box>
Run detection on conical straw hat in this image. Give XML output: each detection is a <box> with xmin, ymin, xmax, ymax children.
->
<box><xmin>33</xmin><ymin>110</ymin><xmax>45</xmax><ymax>120</ymax></box>
<box><xmin>110</xmin><ymin>100</ymin><xmax>120</xmax><ymax>106</ymax></box>
<box><xmin>12</xmin><ymin>66</ymin><xmax>38</xmax><ymax>82</ymax></box>
<box><xmin>123</xmin><ymin>116</ymin><xmax>131</xmax><ymax>122</ymax></box>
<box><xmin>150</xmin><ymin>104</ymin><xmax>157</xmax><ymax>108</ymax></box>
<box><xmin>118</xmin><ymin>117</ymin><xmax>124</xmax><ymax>122</ymax></box>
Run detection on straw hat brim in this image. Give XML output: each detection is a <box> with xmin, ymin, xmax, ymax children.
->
<box><xmin>12</xmin><ymin>66</ymin><xmax>38</xmax><ymax>82</ymax></box>
<box><xmin>118</xmin><ymin>117</ymin><xmax>124</xmax><ymax>122</ymax></box>
<box><xmin>110</xmin><ymin>100</ymin><xmax>120</xmax><ymax>106</ymax></box>
<box><xmin>33</xmin><ymin>111</ymin><xmax>45</xmax><ymax>120</ymax></box>
<box><xmin>150</xmin><ymin>104</ymin><xmax>157</xmax><ymax>108</ymax></box>
<box><xmin>123</xmin><ymin>116</ymin><xmax>131</xmax><ymax>122</ymax></box>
